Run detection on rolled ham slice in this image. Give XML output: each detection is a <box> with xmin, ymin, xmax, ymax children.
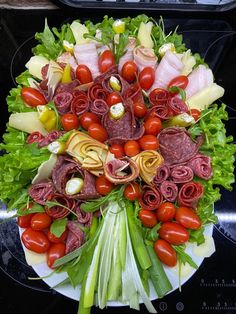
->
<box><xmin>74</xmin><ymin>43</ymin><xmax>100</xmax><ymax>79</ymax></box>
<box><xmin>118</xmin><ymin>37</ymin><xmax>137</xmax><ymax>73</ymax></box>
<box><xmin>133</xmin><ymin>45</ymin><xmax>158</xmax><ymax>72</ymax></box>
<box><xmin>185</xmin><ymin>65</ymin><xmax>214</xmax><ymax>99</ymax></box>
<box><xmin>178</xmin><ymin>181</ymin><xmax>204</xmax><ymax>208</ymax></box>
<box><xmin>150</xmin><ymin>50</ymin><xmax>184</xmax><ymax>91</ymax></box>
<box><xmin>188</xmin><ymin>154</ymin><xmax>213</xmax><ymax>180</ymax></box>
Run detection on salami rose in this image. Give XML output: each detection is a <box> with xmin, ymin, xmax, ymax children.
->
<box><xmin>170</xmin><ymin>165</ymin><xmax>194</xmax><ymax>183</ymax></box>
<box><xmin>147</xmin><ymin>104</ymin><xmax>169</xmax><ymax>120</ymax></box>
<box><xmin>90</xmin><ymin>99</ymin><xmax>109</xmax><ymax>117</ymax></box>
<box><xmin>139</xmin><ymin>185</ymin><xmax>162</xmax><ymax>210</ymax></box>
<box><xmin>71</xmin><ymin>92</ymin><xmax>90</xmax><ymax>116</ymax></box>
<box><xmin>54</xmin><ymin>92</ymin><xmax>73</xmax><ymax>115</ymax></box>
<box><xmin>178</xmin><ymin>181</ymin><xmax>204</xmax><ymax>208</ymax></box>
<box><xmin>94</xmin><ymin>65</ymin><xmax>118</xmax><ymax>84</ymax></box>
<box><xmin>167</xmin><ymin>97</ymin><xmax>188</xmax><ymax>115</ymax></box>
<box><xmin>88</xmin><ymin>83</ymin><xmax>108</xmax><ymax>102</ymax></box>
<box><xmin>38</xmin><ymin>131</ymin><xmax>65</xmax><ymax>148</ymax></box>
<box><xmin>188</xmin><ymin>154</ymin><xmax>213</xmax><ymax>180</ymax></box>
<box><xmin>123</xmin><ymin>83</ymin><xmax>144</xmax><ymax>104</ymax></box>
<box><xmin>75</xmin><ymin>204</ymin><xmax>93</xmax><ymax>226</ymax></box>
<box><xmin>66</xmin><ymin>220</ymin><xmax>85</xmax><ymax>254</ymax></box>
<box><xmin>45</xmin><ymin>193</ymin><xmax>76</xmax><ymax>219</ymax></box>
<box><xmin>55</xmin><ymin>80</ymin><xmax>79</xmax><ymax>95</ymax></box>
<box><xmin>152</xmin><ymin>164</ymin><xmax>170</xmax><ymax>185</ymax></box>
<box><xmin>28</xmin><ymin>181</ymin><xmax>54</xmax><ymax>205</ymax></box>
<box><xmin>27</xmin><ymin>132</ymin><xmax>44</xmax><ymax>144</ymax></box>
<box><xmin>149</xmin><ymin>88</ymin><xmax>169</xmax><ymax>107</ymax></box>
<box><xmin>160</xmin><ymin>180</ymin><xmax>178</xmax><ymax>202</ymax></box>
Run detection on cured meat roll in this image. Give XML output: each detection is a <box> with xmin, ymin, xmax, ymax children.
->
<box><xmin>66</xmin><ymin>220</ymin><xmax>85</xmax><ymax>254</ymax></box>
<box><xmin>188</xmin><ymin>154</ymin><xmax>213</xmax><ymax>180</ymax></box>
<box><xmin>28</xmin><ymin>181</ymin><xmax>54</xmax><ymax>205</ymax></box>
<box><xmin>45</xmin><ymin>193</ymin><xmax>76</xmax><ymax>219</ymax></box>
<box><xmin>152</xmin><ymin>164</ymin><xmax>170</xmax><ymax>185</ymax></box>
<box><xmin>54</xmin><ymin>92</ymin><xmax>73</xmax><ymax>115</ymax></box>
<box><xmin>139</xmin><ymin>185</ymin><xmax>162</xmax><ymax>210</ymax></box>
<box><xmin>133</xmin><ymin>46</ymin><xmax>158</xmax><ymax>72</ymax></box>
<box><xmin>160</xmin><ymin>180</ymin><xmax>178</xmax><ymax>202</ymax></box>
<box><xmin>170</xmin><ymin>165</ymin><xmax>194</xmax><ymax>183</ymax></box>
<box><xmin>178</xmin><ymin>181</ymin><xmax>204</xmax><ymax>208</ymax></box>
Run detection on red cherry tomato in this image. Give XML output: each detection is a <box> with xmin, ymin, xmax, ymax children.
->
<box><xmin>133</xmin><ymin>102</ymin><xmax>147</xmax><ymax>118</ymax></box>
<box><xmin>30</xmin><ymin>213</ymin><xmax>52</xmax><ymax>231</ymax></box>
<box><xmin>138</xmin><ymin>67</ymin><xmax>155</xmax><ymax>90</ymax></box>
<box><xmin>124</xmin><ymin>140</ymin><xmax>140</xmax><ymax>157</ymax></box>
<box><xmin>18</xmin><ymin>214</ymin><xmax>34</xmax><ymax>228</ymax></box>
<box><xmin>124</xmin><ymin>182</ymin><xmax>141</xmax><ymax>201</ymax></box>
<box><xmin>106</xmin><ymin>92</ymin><xmax>122</xmax><ymax>107</ymax></box>
<box><xmin>21</xmin><ymin>87</ymin><xmax>47</xmax><ymax>107</ymax></box>
<box><xmin>47</xmin><ymin>229</ymin><xmax>68</xmax><ymax>243</ymax></box>
<box><xmin>88</xmin><ymin>123</ymin><xmax>108</xmax><ymax>142</ymax></box>
<box><xmin>98</xmin><ymin>50</ymin><xmax>115</xmax><ymax>73</ymax></box>
<box><xmin>21</xmin><ymin>228</ymin><xmax>50</xmax><ymax>253</ymax></box>
<box><xmin>144</xmin><ymin>117</ymin><xmax>162</xmax><ymax>136</ymax></box>
<box><xmin>139</xmin><ymin>135</ymin><xmax>159</xmax><ymax>151</ymax></box>
<box><xmin>175</xmin><ymin>206</ymin><xmax>201</xmax><ymax>230</ymax></box>
<box><xmin>154</xmin><ymin>239</ymin><xmax>177</xmax><ymax>267</ymax></box>
<box><xmin>95</xmin><ymin>175</ymin><xmax>114</xmax><ymax>196</ymax></box>
<box><xmin>159</xmin><ymin>222</ymin><xmax>189</xmax><ymax>245</ymax></box>
<box><xmin>121</xmin><ymin>61</ymin><xmax>138</xmax><ymax>83</ymax></box>
<box><xmin>156</xmin><ymin>202</ymin><xmax>176</xmax><ymax>222</ymax></box>
<box><xmin>47</xmin><ymin>243</ymin><xmax>66</xmax><ymax>268</ymax></box>
<box><xmin>109</xmin><ymin>144</ymin><xmax>125</xmax><ymax>158</ymax></box>
<box><xmin>75</xmin><ymin>64</ymin><xmax>93</xmax><ymax>84</ymax></box>
<box><xmin>168</xmin><ymin>75</ymin><xmax>189</xmax><ymax>90</ymax></box>
<box><xmin>61</xmin><ymin>113</ymin><xmax>79</xmax><ymax>131</ymax></box>
<box><xmin>190</xmin><ymin>109</ymin><xmax>201</xmax><ymax>121</ymax></box>
<box><xmin>80</xmin><ymin>112</ymin><xmax>100</xmax><ymax>130</ymax></box>
<box><xmin>138</xmin><ymin>209</ymin><xmax>157</xmax><ymax>228</ymax></box>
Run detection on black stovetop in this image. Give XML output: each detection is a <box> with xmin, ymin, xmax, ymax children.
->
<box><xmin>0</xmin><ymin>8</ymin><xmax>236</xmax><ymax>314</ymax></box>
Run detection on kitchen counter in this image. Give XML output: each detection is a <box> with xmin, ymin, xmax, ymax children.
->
<box><xmin>0</xmin><ymin>0</ymin><xmax>58</xmax><ymax>9</ymax></box>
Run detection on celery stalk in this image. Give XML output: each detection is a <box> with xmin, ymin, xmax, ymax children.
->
<box><xmin>119</xmin><ymin>209</ymin><xmax>127</xmax><ymax>269</ymax></box>
<box><xmin>78</xmin><ymin>272</ymin><xmax>91</xmax><ymax>314</ymax></box>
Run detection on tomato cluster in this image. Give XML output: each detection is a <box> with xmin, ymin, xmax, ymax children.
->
<box><xmin>18</xmin><ymin>204</ymin><xmax>67</xmax><ymax>269</ymax></box>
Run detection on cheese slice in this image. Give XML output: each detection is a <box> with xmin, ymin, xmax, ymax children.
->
<box><xmin>32</xmin><ymin>153</ymin><xmax>57</xmax><ymax>184</ymax></box>
<box><xmin>192</xmin><ymin>235</ymin><xmax>215</xmax><ymax>258</ymax></box>
<box><xmin>24</xmin><ymin>247</ymin><xmax>47</xmax><ymax>266</ymax></box>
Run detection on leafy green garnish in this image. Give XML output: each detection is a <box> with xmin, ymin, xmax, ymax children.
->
<box><xmin>189</xmin><ymin>227</ymin><xmax>205</xmax><ymax>246</ymax></box>
<box><xmin>57</xmin><ymin>130</ymin><xmax>73</xmax><ymax>143</ymax></box>
<box><xmin>174</xmin><ymin>245</ymin><xmax>198</xmax><ymax>269</ymax></box>
<box><xmin>50</xmin><ymin>218</ymin><xmax>68</xmax><ymax>237</ymax></box>
<box><xmin>16</xmin><ymin>70</ymin><xmax>33</xmax><ymax>87</ymax></box>
<box><xmin>18</xmin><ymin>203</ymin><xmax>45</xmax><ymax>216</ymax></box>
<box><xmin>193</xmin><ymin>52</ymin><xmax>208</xmax><ymax>69</ymax></box>
<box><xmin>114</xmin><ymin>31</ymin><xmax>129</xmax><ymax>63</ymax></box>
<box><xmin>52</xmin><ymin>23</ymin><xmax>75</xmax><ymax>45</ymax></box>
<box><xmin>168</xmin><ymin>86</ymin><xmax>186</xmax><ymax>101</ymax></box>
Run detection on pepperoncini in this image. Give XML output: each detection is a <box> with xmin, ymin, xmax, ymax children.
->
<box><xmin>61</xmin><ymin>63</ymin><xmax>72</xmax><ymax>83</ymax></box>
<box><xmin>38</xmin><ymin>106</ymin><xmax>57</xmax><ymax>131</ymax></box>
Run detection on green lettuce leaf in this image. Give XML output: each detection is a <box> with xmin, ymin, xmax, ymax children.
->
<box><xmin>16</xmin><ymin>70</ymin><xmax>32</xmax><ymax>86</ymax></box>
<box><xmin>6</xmin><ymin>86</ymin><xmax>35</xmax><ymax>113</ymax></box>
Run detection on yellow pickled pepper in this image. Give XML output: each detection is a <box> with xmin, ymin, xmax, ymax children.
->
<box><xmin>61</xmin><ymin>64</ymin><xmax>72</xmax><ymax>83</ymax></box>
<box><xmin>38</xmin><ymin>106</ymin><xmax>57</xmax><ymax>131</ymax></box>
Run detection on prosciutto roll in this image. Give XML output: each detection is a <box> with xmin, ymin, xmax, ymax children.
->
<box><xmin>185</xmin><ymin>65</ymin><xmax>214</xmax><ymax>99</ymax></box>
<box><xmin>152</xmin><ymin>164</ymin><xmax>170</xmax><ymax>185</ymax></box>
<box><xmin>188</xmin><ymin>154</ymin><xmax>213</xmax><ymax>180</ymax></box>
<box><xmin>170</xmin><ymin>165</ymin><xmax>194</xmax><ymax>183</ymax></box>
<box><xmin>118</xmin><ymin>37</ymin><xmax>137</xmax><ymax>72</ymax></box>
<box><xmin>150</xmin><ymin>51</ymin><xmax>184</xmax><ymax>91</ymax></box>
<box><xmin>139</xmin><ymin>185</ymin><xmax>162</xmax><ymax>210</ymax></box>
<box><xmin>28</xmin><ymin>181</ymin><xmax>54</xmax><ymax>205</ymax></box>
<box><xmin>66</xmin><ymin>220</ymin><xmax>85</xmax><ymax>254</ymax></box>
<box><xmin>178</xmin><ymin>181</ymin><xmax>204</xmax><ymax>208</ymax></box>
<box><xmin>74</xmin><ymin>43</ymin><xmax>100</xmax><ymax>78</ymax></box>
<box><xmin>54</xmin><ymin>92</ymin><xmax>73</xmax><ymax>115</ymax></box>
<box><xmin>160</xmin><ymin>180</ymin><xmax>178</xmax><ymax>202</ymax></box>
<box><xmin>133</xmin><ymin>46</ymin><xmax>158</xmax><ymax>72</ymax></box>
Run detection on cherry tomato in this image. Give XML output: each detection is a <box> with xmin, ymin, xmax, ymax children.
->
<box><xmin>159</xmin><ymin>222</ymin><xmax>189</xmax><ymax>245</ymax></box>
<box><xmin>154</xmin><ymin>239</ymin><xmax>177</xmax><ymax>267</ymax></box>
<box><xmin>133</xmin><ymin>102</ymin><xmax>147</xmax><ymax>118</ymax></box>
<box><xmin>75</xmin><ymin>64</ymin><xmax>93</xmax><ymax>84</ymax></box>
<box><xmin>47</xmin><ymin>229</ymin><xmax>68</xmax><ymax>243</ymax></box>
<box><xmin>21</xmin><ymin>87</ymin><xmax>47</xmax><ymax>107</ymax></box>
<box><xmin>138</xmin><ymin>67</ymin><xmax>155</xmax><ymax>90</ymax></box>
<box><xmin>121</xmin><ymin>61</ymin><xmax>138</xmax><ymax>83</ymax></box>
<box><xmin>80</xmin><ymin>112</ymin><xmax>100</xmax><ymax>130</ymax></box>
<box><xmin>124</xmin><ymin>182</ymin><xmax>141</xmax><ymax>201</ymax></box>
<box><xmin>95</xmin><ymin>175</ymin><xmax>114</xmax><ymax>196</ymax></box>
<box><xmin>124</xmin><ymin>140</ymin><xmax>140</xmax><ymax>157</ymax></box>
<box><xmin>47</xmin><ymin>243</ymin><xmax>66</xmax><ymax>268</ymax></box>
<box><xmin>88</xmin><ymin>123</ymin><xmax>108</xmax><ymax>142</ymax></box>
<box><xmin>106</xmin><ymin>92</ymin><xmax>122</xmax><ymax>107</ymax></box>
<box><xmin>139</xmin><ymin>209</ymin><xmax>157</xmax><ymax>228</ymax></box>
<box><xmin>109</xmin><ymin>144</ymin><xmax>125</xmax><ymax>158</ymax></box>
<box><xmin>21</xmin><ymin>228</ymin><xmax>50</xmax><ymax>253</ymax></box>
<box><xmin>144</xmin><ymin>117</ymin><xmax>162</xmax><ymax>136</ymax></box>
<box><xmin>61</xmin><ymin>113</ymin><xmax>79</xmax><ymax>131</ymax></box>
<box><xmin>30</xmin><ymin>213</ymin><xmax>52</xmax><ymax>231</ymax></box>
<box><xmin>168</xmin><ymin>75</ymin><xmax>189</xmax><ymax>90</ymax></box>
<box><xmin>98</xmin><ymin>50</ymin><xmax>115</xmax><ymax>73</ymax></box>
<box><xmin>139</xmin><ymin>135</ymin><xmax>159</xmax><ymax>151</ymax></box>
<box><xmin>190</xmin><ymin>109</ymin><xmax>201</xmax><ymax>121</ymax></box>
<box><xmin>156</xmin><ymin>202</ymin><xmax>176</xmax><ymax>222</ymax></box>
<box><xmin>18</xmin><ymin>214</ymin><xmax>34</xmax><ymax>228</ymax></box>
<box><xmin>175</xmin><ymin>206</ymin><xmax>201</xmax><ymax>230</ymax></box>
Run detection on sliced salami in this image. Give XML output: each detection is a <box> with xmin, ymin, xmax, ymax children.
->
<box><xmin>53</xmin><ymin>92</ymin><xmax>73</xmax><ymax>115</ymax></box>
<box><xmin>188</xmin><ymin>154</ymin><xmax>213</xmax><ymax>180</ymax></box>
<box><xmin>170</xmin><ymin>165</ymin><xmax>194</xmax><ymax>183</ymax></box>
<box><xmin>167</xmin><ymin>97</ymin><xmax>188</xmax><ymax>115</ymax></box>
<box><xmin>158</xmin><ymin>127</ymin><xmax>204</xmax><ymax>165</ymax></box>
<box><xmin>102</xmin><ymin>74</ymin><xmax>130</xmax><ymax>96</ymax></box>
<box><xmin>160</xmin><ymin>180</ymin><xmax>178</xmax><ymax>202</ymax></box>
<box><xmin>149</xmin><ymin>88</ymin><xmax>169</xmax><ymax>107</ymax></box>
<box><xmin>45</xmin><ymin>193</ymin><xmax>76</xmax><ymax>219</ymax></box>
<box><xmin>71</xmin><ymin>92</ymin><xmax>90</xmax><ymax>116</ymax></box>
<box><xmin>147</xmin><ymin>104</ymin><xmax>169</xmax><ymax>120</ymax></box>
<box><xmin>152</xmin><ymin>164</ymin><xmax>170</xmax><ymax>185</ymax></box>
<box><xmin>88</xmin><ymin>83</ymin><xmax>108</xmax><ymax>102</ymax></box>
<box><xmin>66</xmin><ymin>220</ymin><xmax>85</xmax><ymax>254</ymax></box>
<box><xmin>90</xmin><ymin>99</ymin><xmax>109</xmax><ymax>117</ymax></box>
<box><xmin>94</xmin><ymin>65</ymin><xmax>118</xmax><ymax>84</ymax></box>
<box><xmin>38</xmin><ymin>131</ymin><xmax>65</xmax><ymax>148</ymax></box>
<box><xmin>75</xmin><ymin>203</ymin><xmax>93</xmax><ymax>226</ymax></box>
<box><xmin>55</xmin><ymin>80</ymin><xmax>80</xmax><ymax>95</ymax></box>
<box><xmin>178</xmin><ymin>181</ymin><xmax>204</xmax><ymax>208</ymax></box>
<box><xmin>139</xmin><ymin>185</ymin><xmax>162</xmax><ymax>210</ymax></box>
<box><xmin>28</xmin><ymin>181</ymin><xmax>54</xmax><ymax>205</ymax></box>
<box><xmin>123</xmin><ymin>83</ymin><xmax>144</xmax><ymax>104</ymax></box>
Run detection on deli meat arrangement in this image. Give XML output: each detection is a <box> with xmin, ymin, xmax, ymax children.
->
<box><xmin>0</xmin><ymin>15</ymin><xmax>236</xmax><ymax>314</ymax></box>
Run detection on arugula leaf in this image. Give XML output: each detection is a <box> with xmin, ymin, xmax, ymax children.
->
<box><xmin>126</xmin><ymin>14</ymin><xmax>150</xmax><ymax>36</ymax></box>
<box><xmin>173</xmin><ymin>245</ymin><xmax>198</xmax><ymax>269</ymax></box>
<box><xmin>6</xmin><ymin>86</ymin><xmax>35</xmax><ymax>113</ymax></box>
<box><xmin>168</xmin><ymin>86</ymin><xmax>186</xmax><ymax>101</ymax></box>
<box><xmin>145</xmin><ymin>223</ymin><xmax>161</xmax><ymax>242</ymax></box>
<box><xmin>114</xmin><ymin>31</ymin><xmax>129</xmax><ymax>63</ymax></box>
<box><xmin>18</xmin><ymin>203</ymin><xmax>45</xmax><ymax>216</ymax></box>
<box><xmin>189</xmin><ymin>227</ymin><xmax>205</xmax><ymax>246</ymax></box>
<box><xmin>193</xmin><ymin>53</ymin><xmax>208</xmax><ymax>69</ymax></box>
<box><xmin>50</xmin><ymin>218</ymin><xmax>68</xmax><ymax>237</ymax></box>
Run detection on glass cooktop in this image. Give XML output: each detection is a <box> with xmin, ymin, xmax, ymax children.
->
<box><xmin>0</xmin><ymin>9</ymin><xmax>235</xmax><ymax>314</ymax></box>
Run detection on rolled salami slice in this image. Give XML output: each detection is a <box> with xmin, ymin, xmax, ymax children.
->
<box><xmin>66</xmin><ymin>220</ymin><xmax>85</xmax><ymax>254</ymax></box>
<box><xmin>71</xmin><ymin>92</ymin><xmax>90</xmax><ymax>116</ymax></box>
<box><xmin>54</xmin><ymin>92</ymin><xmax>73</xmax><ymax>115</ymax></box>
<box><xmin>170</xmin><ymin>165</ymin><xmax>194</xmax><ymax>183</ymax></box>
<box><xmin>178</xmin><ymin>181</ymin><xmax>204</xmax><ymax>208</ymax></box>
<box><xmin>149</xmin><ymin>88</ymin><xmax>169</xmax><ymax>107</ymax></box>
<box><xmin>147</xmin><ymin>104</ymin><xmax>169</xmax><ymax>120</ymax></box>
<box><xmin>123</xmin><ymin>83</ymin><xmax>144</xmax><ymax>104</ymax></box>
<box><xmin>188</xmin><ymin>153</ymin><xmax>213</xmax><ymax>180</ymax></box>
<box><xmin>160</xmin><ymin>180</ymin><xmax>178</xmax><ymax>202</ymax></box>
<box><xmin>45</xmin><ymin>193</ymin><xmax>76</xmax><ymax>219</ymax></box>
<box><xmin>90</xmin><ymin>99</ymin><xmax>109</xmax><ymax>117</ymax></box>
<box><xmin>94</xmin><ymin>65</ymin><xmax>119</xmax><ymax>84</ymax></box>
<box><xmin>139</xmin><ymin>185</ymin><xmax>162</xmax><ymax>211</ymax></box>
<box><xmin>88</xmin><ymin>83</ymin><xmax>108</xmax><ymax>102</ymax></box>
<box><xmin>55</xmin><ymin>80</ymin><xmax>80</xmax><ymax>95</ymax></box>
<box><xmin>75</xmin><ymin>203</ymin><xmax>93</xmax><ymax>226</ymax></box>
<box><xmin>38</xmin><ymin>131</ymin><xmax>65</xmax><ymax>148</ymax></box>
<box><xmin>152</xmin><ymin>164</ymin><xmax>170</xmax><ymax>185</ymax></box>
<box><xmin>102</xmin><ymin>74</ymin><xmax>130</xmax><ymax>95</ymax></box>
<box><xmin>167</xmin><ymin>97</ymin><xmax>188</xmax><ymax>115</ymax></box>
<box><xmin>28</xmin><ymin>181</ymin><xmax>54</xmax><ymax>205</ymax></box>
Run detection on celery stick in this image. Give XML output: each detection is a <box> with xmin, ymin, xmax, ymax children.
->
<box><xmin>146</xmin><ymin>245</ymin><xmax>172</xmax><ymax>298</ymax></box>
<box><xmin>119</xmin><ymin>209</ymin><xmax>126</xmax><ymax>269</ymax></box>
<box><xmin>78</xmin><ymin>272</ymin><xmax>91</xmax><ymax>314</ymax></box>
<box><xmin>126</xmin><ymin>201</ymin><xmax>152</xmax><ymax>270</ymax></box>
